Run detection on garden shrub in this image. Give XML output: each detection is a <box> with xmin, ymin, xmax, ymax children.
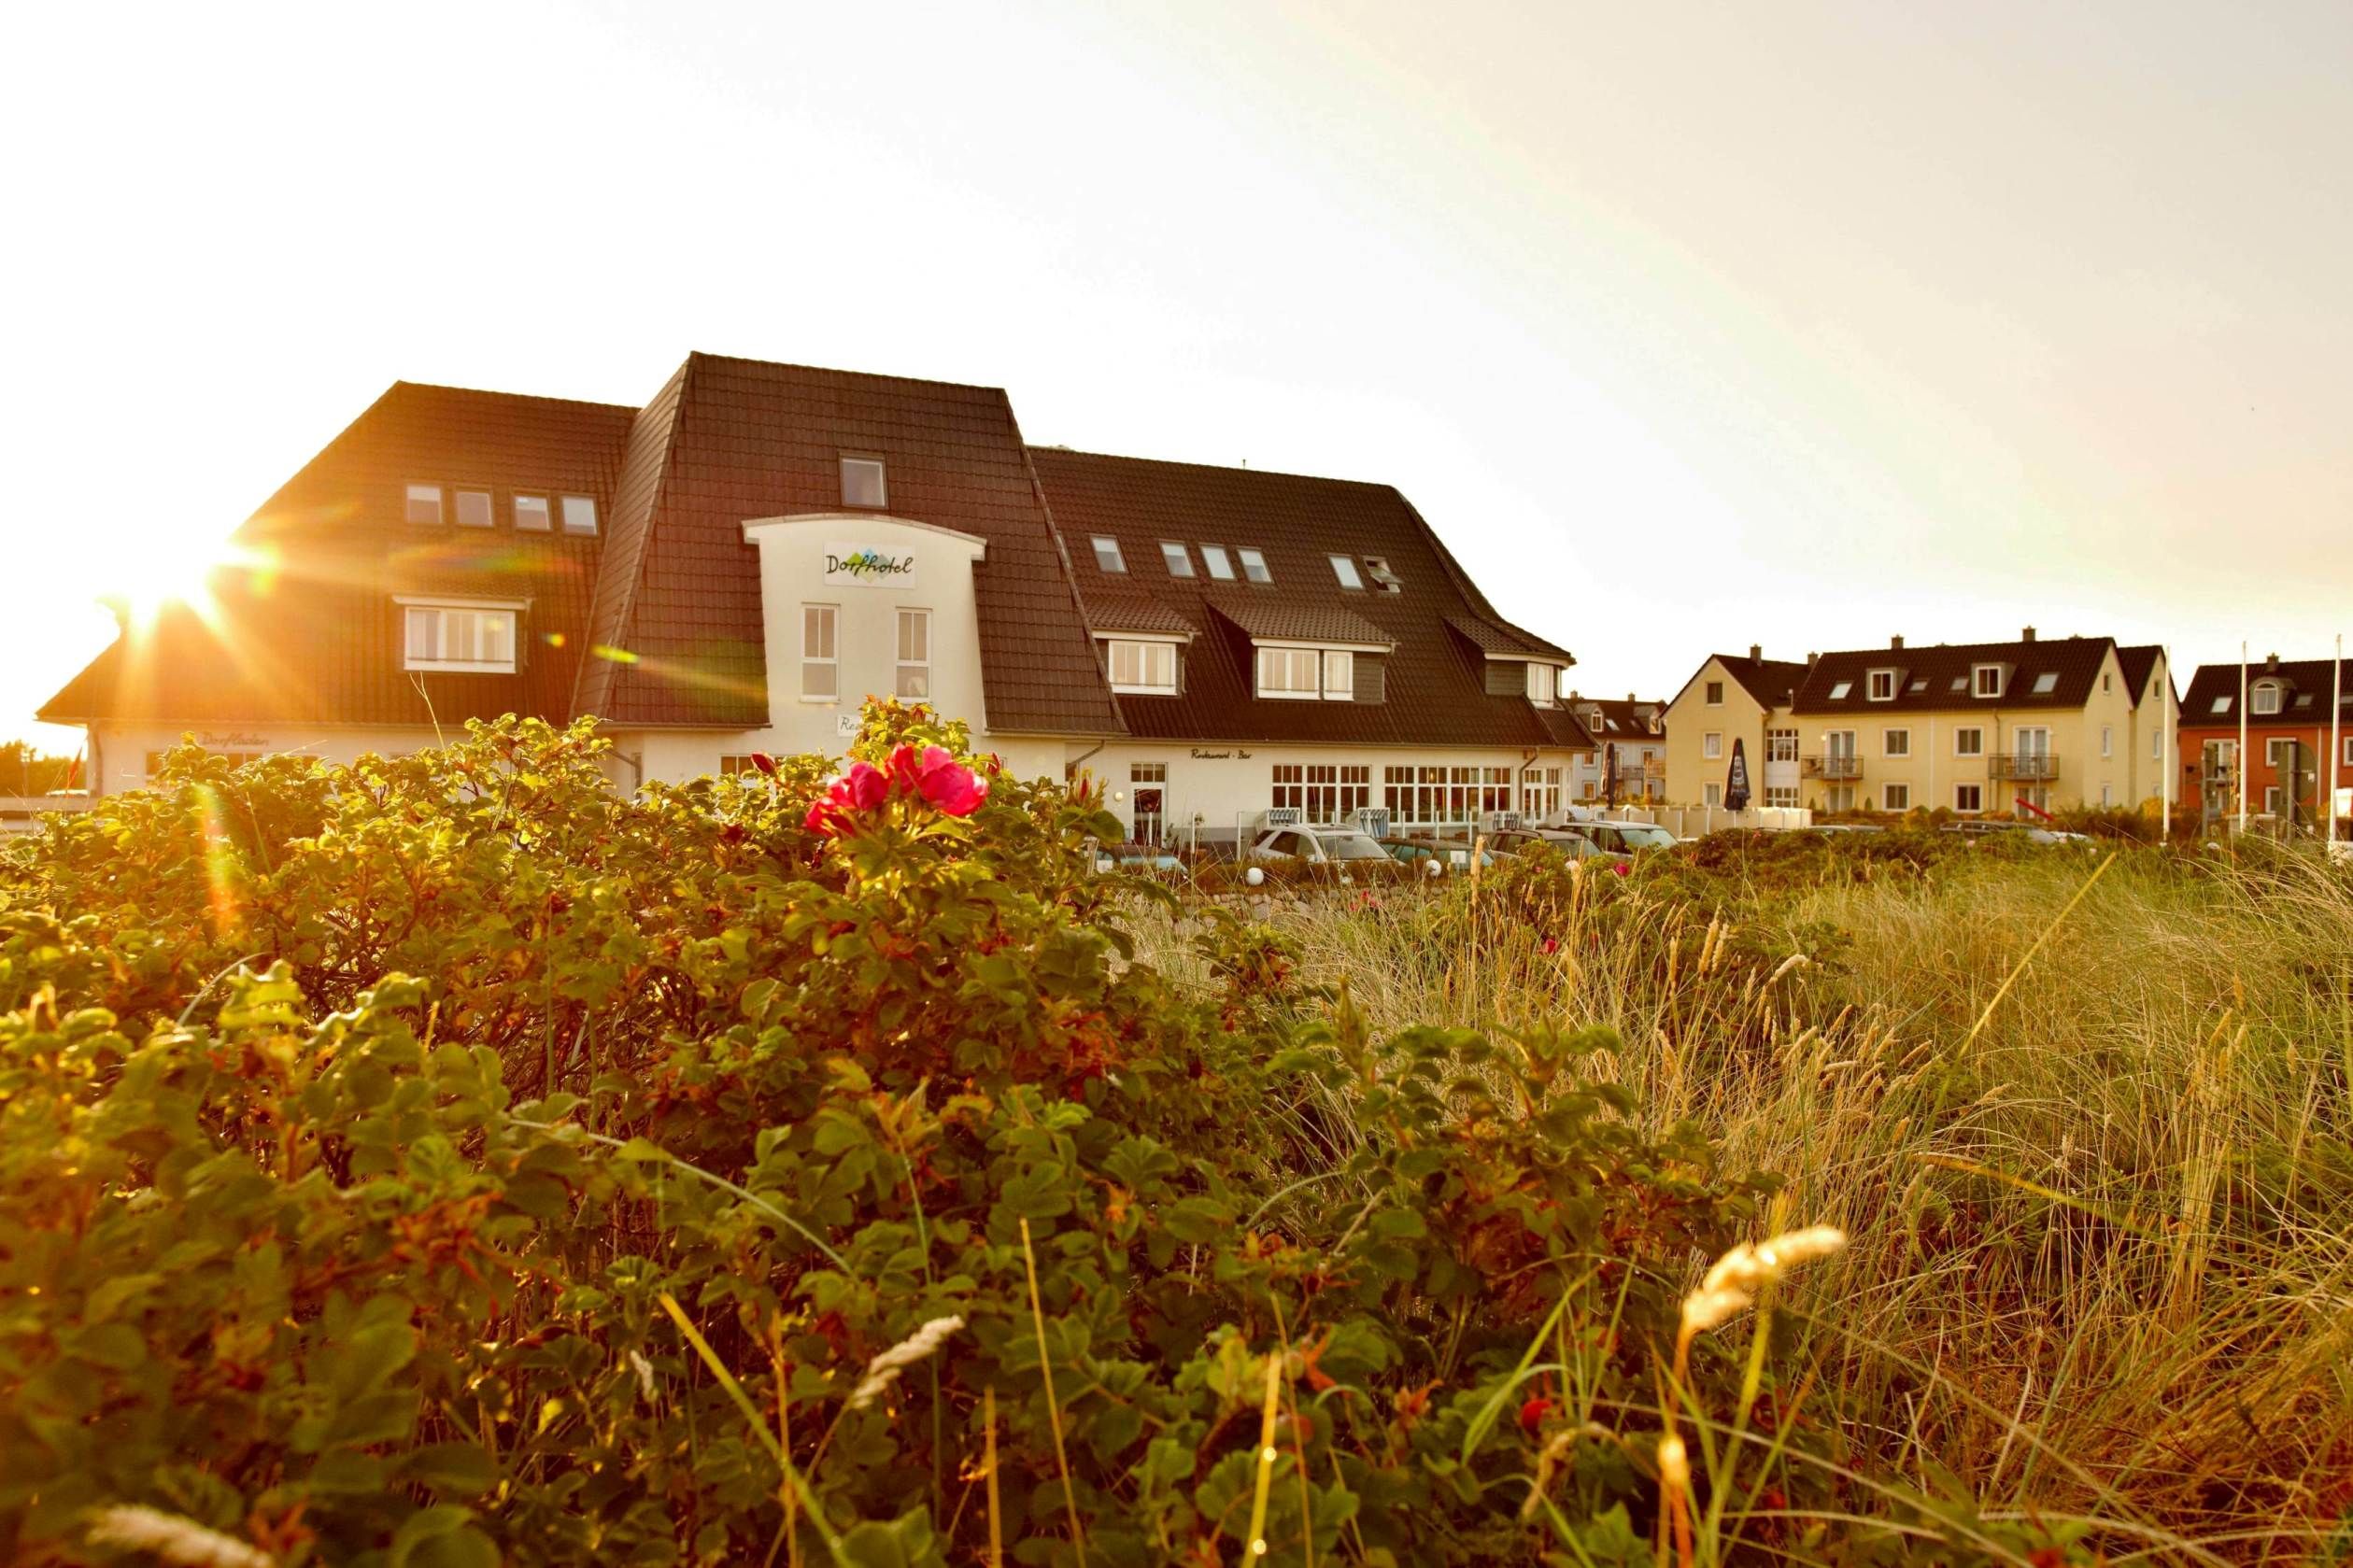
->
<box><xmin>0</xmin><ymin>706</ymin><xmax>1923</xmax><ymax>1565</ymax></box>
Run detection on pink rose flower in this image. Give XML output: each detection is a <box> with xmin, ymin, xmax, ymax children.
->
<box><xmin>917</xmin><ymin>753</ymin><xmax>988</xmax><ymax>816</ymax></box>
<box><xmin>843</xmin><ymin>761</ymin><xmax>890</xmax><ymax>812</ymax></box>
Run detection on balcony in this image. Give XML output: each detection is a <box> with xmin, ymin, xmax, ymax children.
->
<box><xmin>1989</xmin><ymin>753</ymin><xmax>2060</xmax><ymax>781</ymax></box>
<box><xmin>1641</xmin><ymin>757</ymin><xmax>1667</xmax><ymax>781</ymax></box>
<box><xmin>1804</xmin><ymin>755</ymin><xmax>1864</xmax><ymax>780</ymax></box>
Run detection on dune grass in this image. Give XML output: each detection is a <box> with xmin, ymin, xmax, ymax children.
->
<box><xmin>1131</xmin><ymin>844</ymin><xmax>2353</xmax><ymax>1558</ymax></box>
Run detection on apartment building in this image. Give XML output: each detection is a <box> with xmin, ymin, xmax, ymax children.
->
<box><xmin>2177</xmin><ymin>654</ymin><xmax>2351</xmax><ymax>829</ymax></box>
<box><xmin>41</xmin><ymin>353</ymin><xmax>1596</xmax><ymax>845</ymax></box>
<box><xmin>1666</xmin><ymin>631</ymin><xmax>2176</xmax><ymax>815</ymax></box>
<box><xmin>1564</xmin><ymin>694</ymin><xmax>1666</xmax><ymax>803</ymax></box>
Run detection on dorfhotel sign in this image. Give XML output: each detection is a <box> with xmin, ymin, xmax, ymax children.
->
<box><xmin>822</xmin><ymin>544</ymin><xmax>917</xmax><ymax>587</ymax></box>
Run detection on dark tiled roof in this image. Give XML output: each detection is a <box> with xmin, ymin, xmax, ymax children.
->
<box><xmin>1571</xmin><ymin>698</ymin><xmax>1666</xmax><ymax>740</ymax></box>
<box><xmin>1444</xmin><ymin>614</ymin><xmax>1568</xmax><ymax>661</ymax></box>
<box><xmin>42</xmin><ymin>382</ymin><xmax>634</xmax><ymax>727</ymax></box>
<box><xmin>2181</xmin><ymin>658</ymin><xmax>2353</xmax><ymax>725</ymax></box>
<box><xmin>578</xmin><ymin>354</ymin><xmax>1123</xmax><ymax>736</ymax></box>
<box><xmin>1212</xmin><ymin>598</ymin><xmax>1397</xmax><ymax>648</ymax></box>
<box><xmin>1687</xmin><ymin>654</ymin><xmax>1813</xmax><ymax>712</ymax></box>
<box><xmin>1082</xmin><ymin>590</ymin><xmax>1198</xmax><ymax>639</ymax></box>
<box><xmin>1791</xmin><ymin>636</ymin><xmax>2115</xmax><ymax>715</ymax></box>
<box><xmin>2116</xmin><ymin>644</ymin><xmax>2167</xmax><ymax>707</ymax></box>
<box><xmin>1025</xmin><ymin>447</ymin><xmax>1589</xmax><ymax>751</ymax></box>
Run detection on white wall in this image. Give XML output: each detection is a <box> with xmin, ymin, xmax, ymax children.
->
<box><xmin>1070</xmin><ymin>741</ymin><xmax>1590</xmax><ymax>847</ymax></box>
<box><xmin>87</xmin><ymin>722</ymin><xmax>443</xmax><ymax>796</ymax></box>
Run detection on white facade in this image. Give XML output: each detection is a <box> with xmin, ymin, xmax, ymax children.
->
<box><xmin>1072</xmin><ymin>742</ymin><xmax>1589</xmax><ymax>848</ymax></box>
<box><xmin>87</xmin><ymin>722</ymin><xmax>444</xmax><ymax>797</ymax></box>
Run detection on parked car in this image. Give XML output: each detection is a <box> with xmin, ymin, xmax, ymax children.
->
<box><xmin>1555</xmin><ymin>820</ymin><xmax>1680</xmax><ymax>855</ymax></box>
<box><xmin>1245</xmin><ymin>825</ymin><xmax>1408</xmax><ymax>881</ymax></box>
<box><xmin>1380</xmin><ymin>837</ymin><xmax>1496</xmax><ymax>874</ymax></box>
<box><xmin>1482</xmin><ymin>826</ymin><xmax>1619</xmax><ymax>862</ymax></box>
<box><xmin>1939</xmin><ymin>822</ymin><xmax>2091</xmax><ymax>848</ymax></box>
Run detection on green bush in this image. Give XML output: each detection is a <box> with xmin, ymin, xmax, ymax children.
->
<box><xmin>1</xmin><ymin>707</ymin><xmax>1929</xmax><ymax>1565</ymax></box>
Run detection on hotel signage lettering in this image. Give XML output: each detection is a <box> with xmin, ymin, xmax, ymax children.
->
<box><xmin>199</xmin><ymin>731</ymin><xmax>268</xmax><ymax>748</ymax></box>
<box><xmin>1186</xmin><ymin>747</ymin><xmax>1254</xmax><ymax>759</ymax></box>
<box><xmin>823</xmin><ymin>544</ymin><xmax>917</xmax><ymax>587</ymax></box>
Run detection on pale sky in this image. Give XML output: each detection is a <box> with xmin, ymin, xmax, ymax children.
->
<box><xmin>6</xmin><ymin>0</ymin><xmax>2349</xmax><ymax>752</ymax></box>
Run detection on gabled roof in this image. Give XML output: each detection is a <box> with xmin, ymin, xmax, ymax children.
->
<box><xmin>2181</xmin><ymin>657</ymin><xmax>2353</xmax><ymax>725</ymax></box>
<box><xmin>1571</xmin><ymin>698</ymin><xmax>1666</xmax><ymax>740</ymax></box>
<box><xmin>2115</xmin><ymin>644</ymin><xmax>2169</xmax><ymax>708</ymax></box>
<box><xmin>1673</xmin><ymin>653</ymin><xmax>1813</xmax><ymax>713</ymax></box>
<box><xmin>1081</xmin><ymin>590</ymin><xmax>1198</xmax><ymax>640</ymax></box>
<box><xmin>1790</xmin><ymin>636</ymin><xmax>2117</xmax><ymax>715</ymax></box>
<box><xmin>574</xmin><ymin>353</ymin><xmax>1122</xmax><ymax>736</ymax></box>
<box><xmin>42</xmin><ymin>381</ymin><xmax>634</xmax><ymax>727</ymax></box>
<box><xmin>1026</xmin><ymin>448</ymin><xmax>1589</xmax><ymax>752</ymax></box>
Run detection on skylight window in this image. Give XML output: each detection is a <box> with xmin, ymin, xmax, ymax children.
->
<box><xmin>1329</xmin><ymin>555</ymin><xmax>1364</xmax><ymax>589</ymax></box>
<box><xmin>1238</xmin><ymin>548</ymin><xmax>1272</xmax><ymax>584</ymax></box>
<box><xmin>454</xmin><ymin>489</ymin><xmax>493</xmax><ymax>529</ymax></box>
<box><xmin>1160</xmin><ymin>542</ymin><xmax>1195</xmax><ymax>577</ymax></box>
<box><xmin>560</xmin><ymin>496</ymin><xmax>598</xmax><ymax>535</ymax></box>
<box><xmin>1363</xmin><ymin>557</ymin><xmax>1402</xmax><ymax>591</ymax></box>
<box><xmin>1200</xmin><ymin>545</ymin><xmax>1235</xmax><ymax>580</ymax></box>
<box><xmin>1827</xmin><ymin>680</ymin><xmax>1853</xmax><ymax>699</ymax></box>
<box><xmin>1092</xmin><ymin>536</ymin><xmax>1127</xmax><ymax>573</ymax></box>
<box><xmin>405</xmin><ymin>484</ymin><xmax>444</xmax><ymax>526</ymax></box>
<box><xmin>2031</xmin><ymin>671</ymin><xmax>2059</xmax><ymax>694</ymax></box>
<box><xmin>1949</xmin><ymin>676</ymin><xmax>1967</xmax><ymax>692</ymax></box>
<box><xmin>2211</xmin><ymin>696</ymin><xmax>2232</xmax><ymax>713</ymax></box>
<box><xmin>514</xmin><ymin>495</ymin><xmax>551</xmax><ymax>531</ymax></box>
<box><xmin>841</xmin><ymin>457</ymin><xmax>886</xmax><ymax>509</ymax></box>
<box><xmin>1907</xmin><ymin>679</ymin><xmax>1927</xmax><ymax>693</ymax></box>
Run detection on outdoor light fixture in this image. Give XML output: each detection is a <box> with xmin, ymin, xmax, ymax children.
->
<box><xmin>1245</xmin><ymin>866</ymin><xmax>1265</xmax><ymax>886</ymax></box>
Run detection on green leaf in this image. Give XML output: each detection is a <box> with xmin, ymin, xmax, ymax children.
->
<box><xmin>402</xmin><ymin>1442</ymin><xmax>499</xmax><ymax>1499</ymax></box>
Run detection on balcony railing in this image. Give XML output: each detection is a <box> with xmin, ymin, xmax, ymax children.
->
<box><xmin>1989</xmin><ymin>753</ymin><xmax>2060</xmax><ymax>781</ymax></box>
<box><xmin>1804</xmin><ymin>755</ymin><xmax>1864</xmax><ymax>780</ymax></box>
<box><xmin>1641</xmin><ymin>758</ymin><xmax>1667</xmax><ymax>780</ymax></box>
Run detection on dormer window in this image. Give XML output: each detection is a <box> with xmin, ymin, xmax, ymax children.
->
<box><xmin>1525</xmin><ymin>662</ymin><xmax>1558</xmax><ymax>706</ymax></box>
<box><xmin>1201</xmin><ymin>544</ymin><xmax>1235</xmax><ymax>580</ymax></box>
<box><xmin>840</xmin><ymin>457</ymin><xmax>887</xmax><ymax>509</ymax></box>
<box><xmin>1329</xmin><ymin>555</ymin><xmax>1363</xmax><ymax>589</ymax></box>
<box><xmin>1238</xmin><ymin>548</ymin><xmax>1272</xmax><ymax>584</ymax></box>
<box><xmin>1866</xmin><ymin>669</ymin><xmax>1897</xmax><ymax>701</ymax></box>
<box><xmin>2252</xmin><ymin>682</ymin><xmax>2282</xmax><ymax>714</ymax></box>
<box><xmin>1105</xmin><ymin>639</ymin><xmax>1179</xmax><ymax>695</ymax></box>
<box><xmin>1254</xmin><ymin>645</ymin><xmax>1352</xmax><ymax>699</ymax></box>
<box><xmin>1973</xmin><ymin>664</ymin><xmax>2004</xmax><ymax>699</ymax></box>
<box><xmin>1160</xmin><ymin>542</ymin><xmax>1195</xmax><ymax>577</ymax></box>
<box><xmin>401</xmin><ymin>597</ymin><xmax>519</xmax><ymax>674</ymax></box>
<box><xmin>1092</xmin><ymin>536</ymin><xmax>1127</xmax><ymax>572</ymax></box>
<box><xmin>405</xmin><ymin>484</ymin><xmax>444</xmax><ymax>525</ymax></box>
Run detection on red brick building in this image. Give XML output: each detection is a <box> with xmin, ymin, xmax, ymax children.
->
<box><xmin>2177</xmin><ymin>655</ymin><xmax>2352</xmax><ymax>830</ymax></box>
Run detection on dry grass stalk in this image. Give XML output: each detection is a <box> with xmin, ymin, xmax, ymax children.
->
<box><xmin>1018</xmin><ymin>1218</ymin><xmax>1088</xmax><ymax>1564</ymax></box>
<box><xmin>84</xmin><ymin>1506</ymin><xmax>276</xmax><ymax>1568</ymax></box>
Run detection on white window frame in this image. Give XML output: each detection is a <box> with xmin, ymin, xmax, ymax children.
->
<box><xmin>405</xmin><ymin>483</ymin><xmax>444</xmax><ymax>525</ymax></box>
<box><xmin>895</xmin><ymin>608</ymin><xmax>930</xmax><ymax>699</ymax></box>
<box><xmin>1160</xmin><ymin>542</ymin><xmax>1194</xmax><ymax>577</ymax></box>
<box><xmin>398</xmin><ymin>597</ymin><xmax>521</xmax><ymax>674</ymax></box>
<box><xmin>1882</xmin><ymin>784</ymin><xmax>1910</xmax><ymax>812</ymax></box>
<box><xmin>1091</xmin><ymin>537</ymin><xmax>1126</xmax><ymax>572</ymax></box>
<box><xmin>1200</xmin><ymin>544</ymin><xmax>1235</xmax><ymax>580</ymax></box>
<box><xmin>2252</xmin><ymin>682</ymin><xmax>2282</xmax><ymax>715</ymax></box>
<box><xmin>801</xmin><ymin>603</ymin><xmax>838</xmax><ymax>702</ymax></box>
<box><xmin>1323</xmin><ymin>650</ymin><xmax>1354</xmax><ymax>699</ymax></box>
<box><xmin>1526</xmin><ymin>662</ymin><xmax>1557</xmax><ymax>706</ymax></box>
<box><xmin>1704</xmin><ymin>731</ymin><xmax>1722</xmax><ymax>759</ymax></box>
<box><xmin>1704</xmin><ymin>783</ymin><xmax>1722</xmax><ymax>807</ymax></box>
<box><xmin>560</xmin><ymin>495</ymin><xmax>599</xmax><ymax>535</ymax></box>
<box><xmin>2265</xmin><ymin>737</ymin><xmax>2292</xmax><ymax>766</ymax></box>
<box><xmin>840</xmin><ymin>457</ymin><xmax>887</xmax><ymax>509</ymax></box>
<box><xmin>1954</xmin><ymin>782</ymin><xmax>1983</xmax><ymax>813</ymax></box>
<box><xmin>2101</xmin><ymin>784</ymin><xmax>2114</xmax><ymax>807</ymax></box>
<box><xmin>1883</xmin><ymin>728</ymin><xmax>1909</xmax><ymax>757</ymax></box>
<box><xmin>1237</xmin><ymin>547</ymin><xmax>1272</xmax><ymax>584</ymax></box>
<box><xmin>1765</xmin><ymin>728</ymin><xmax>1798</xmax><ymax>763</ymax></box>
<box><xmin>1763</xmin><ymin>784</ymin><xmax>1799</xmax><ymax>808</ymax></box>
<box><xmin>1867</xmin><ymin>669</ymin><xmax>1897</xmax><ymax>702</ymax></box>
<box><xmin>1329</xmin><ymin>554</ymin><xmax>1363</xmax><ymax>589</ymax></box>
<box><xmin>514</xmin><ymin>494</ymin><xmax>551</xmax><ymax>531</ymax></box>
<box><xmin>1105</xmin><ymin>639</ymin><xmax>1179</xmax><ymax>695</ymax></box>
<box><xmin>1954</xmin><ymin>727</ymin><xmax>1984</xmax><ymax>757</ymax></box>
<box><xmin>1255</xmin><ymin>645</ymin><xmax>1322</xmax><ymax>699</ymax></box>
<box><xmin>2101</xmin><ymin>725</ymin><xmax>2113</xmax><ymax>758</ymax></box>
<box><xmin>453</xmin><ymin>488</ymin><xmax>493</xmax><ymax>529</ymax></box>
<box><xmin>2344</xmin><ymin>735</ymin><xmax>2353</xmax><ymax>768</ymax></box>
<box><xmin>1973</xmin><ymin>664</ymin><xmax>2004</xmax><ymax>699</ymax></box>
<box><xmin>2264</xmin><ymin>785</ymin><xmax>2282</xmax><ymax>814</ymax></box>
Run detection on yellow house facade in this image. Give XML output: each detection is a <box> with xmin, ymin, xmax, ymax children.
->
<box><xmin>1666</xmin><ymin>632</ymin><xmax>2177</xmax><ymax>815</ymax></box>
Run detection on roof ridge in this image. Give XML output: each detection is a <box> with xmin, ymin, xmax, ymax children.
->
<box><xmin>1003</xmin><ymin>395</ymin><xmax>1128</xmax><ymax>742</ymax></box>
<box><xmin>1029</xmin><ymin>445</ymin><xmax>1392</xmax><ymax>489</ymax></box>
<box><xmin>388</xmin><ymin>378</ymin><xmax>639</xmax><ymax>414</ymax></box>
<box><xmin>571</xmin><ymin>356</ymin><xmax>697</xmax><ymax>720</ymax></box>
<box><xmin>684</xmin><ymin>349</ymin><xmax>1009</xmax><ymax>399</ymax></box>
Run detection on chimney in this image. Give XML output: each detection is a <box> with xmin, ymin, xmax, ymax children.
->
<box><xmin>1806</xmin><ymin>651</ymin><xmax>1820</xmax><ymax>667</ymax></box>
<box><xmin>1891</xmin><ymin>635</ymin><xmax>1905</xmax><ymax>650</ymax></box>
<box><xmin>2265</xmin><ymin>651</ymin><xmax>2280</xmax><ymax>672</ymax></box>
<box><xmin>1749</xmin><ymin>643</ymin><xmax>1762</xmax><ymax>662</ymax></box>
<box><xmin>2022</xmin><ymin>626</ymin><xmax>2037</xmax><ymax>643</ymax></box>
<box><xmin>1625</xmin><ymin>691</ymin><xmax>1636</xmax><ymax>702</ymax></box>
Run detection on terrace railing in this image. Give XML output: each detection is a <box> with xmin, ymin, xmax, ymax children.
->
<box><xmin>1804</xmin><ymin>755</ymin><xmax>1864</xmax><ymax>780</ymax></box>
<box><xmin>1989</xmin><ymin>753</ymin><xmax>2061</xmax><ymax>781</ymax></box>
